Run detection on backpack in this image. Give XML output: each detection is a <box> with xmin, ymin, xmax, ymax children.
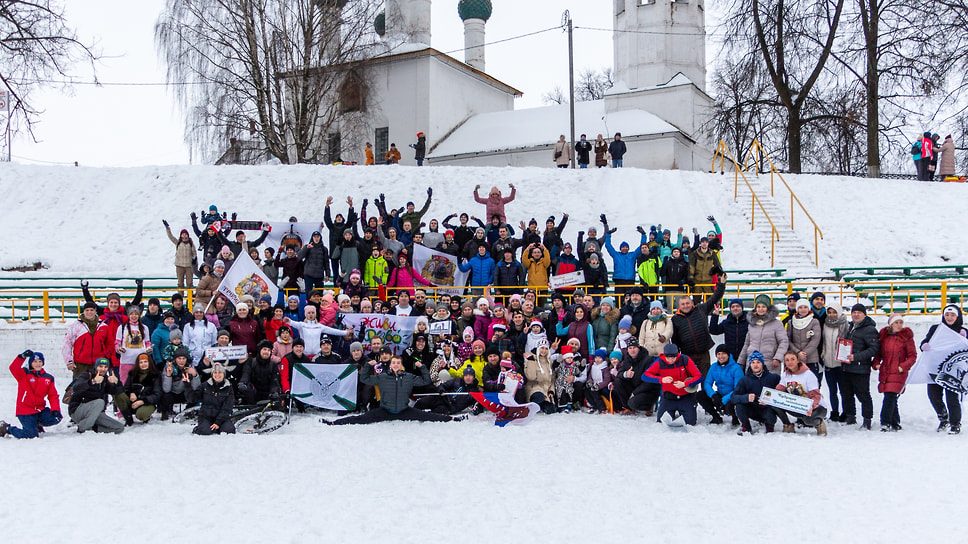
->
<box><xmin>911</xmin><ymin>141</ymin><xmax>920</xmax><ymax>155</ymax></box>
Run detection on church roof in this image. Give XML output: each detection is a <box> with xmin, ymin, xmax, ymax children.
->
<box><xmin>429</xmin><ymin>99</ymin><xmax>681</xmax><ymax>158</ymax></box>
<box><xmin>458</xmin><ymin>0</ymin><xmax>493</xmax><ymax>21</ymax></box>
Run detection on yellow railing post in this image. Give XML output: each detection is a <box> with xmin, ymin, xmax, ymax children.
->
<box><xmin>941</xmin><ymin>282</ymin><xmax>948</xmax><ymax>306</ymax></box>
<box><xmin>42</xmin><ymin>290</ymin><xmax>50</xmax><ymax>323</ymax></box>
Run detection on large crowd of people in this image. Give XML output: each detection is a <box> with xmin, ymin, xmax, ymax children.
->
<box><xmin>1</xmin><ymin>185</ymin><xmax>961</xmax><ymax>438</ymax></box>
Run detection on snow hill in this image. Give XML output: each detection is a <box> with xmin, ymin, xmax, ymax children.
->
<box><xmin>1</xmin><ymin>163</ymin><xmax>966</xmax><ymax>276</ymax></box>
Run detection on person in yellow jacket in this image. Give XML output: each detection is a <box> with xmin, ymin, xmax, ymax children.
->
<box><xmin>363</xmin><ymin>247</ymin><xmax>389</xmax><ymax>288</ymax></box>
<box><xmin>521</xmin><ymin>243</ymin><xmax>551</xmax><ymax>288</ymax></box>
<box><xmin>448</xmin><ymin>339</ymin><xmax>487</xmax><ymax>385</ymax></box>
<box><xmin>364</xmin><ymin>142</ymin><xmax>375</xmax><ymax>165</ymax></box>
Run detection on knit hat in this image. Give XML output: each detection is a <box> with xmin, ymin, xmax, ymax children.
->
<box><xmin>127</xmin><ymin>305</ymin><xmax>141</xmax><ymax>316</ymax></box>
<box><xmin>173</xmin><ymin>347</ymin><xmax>189</xmax><ymax>361</ymax></box>
<box><xmin>477</xmin><ymin>297</ymin><xmax>489</xmax><ymax>308</ymax></box>
<box><xmin>169</xmin><ymin>329</ymin><xmax>182</xmax><ymax>341</ymax></box>
<box><xmin>193</xmin><ymin>303</ymin><xmax>205</xmax><ymax>314</ymax></box>
<box><xmin>320</xmin><ymin>335</ymin><xmax>333</xmax><ymax>345</ymax></box>
<box><xmin>594</xmin><ymin>348</ymin><xmax>608</xmax><ymax>360</ymax></box>
<box><xmin>628</xmin><ymin>286</ymin><xmax>644</xmax><ymax>297</ymax></box>
<box><xmin>619</xmin><ymin>241</ymin><xmax>630</xmax><ymax>250</ymax></box>
<box><xmin>509</xmin><ymin>294</ymin><xmax>523</xmax><ymax>306</ymax></box>
<box><xmin>787</xmin><ymin>293</ymin><xmax>801</xmax><ymax>302</ymax></box>
<box><xmin>530</xmin><ymin>319</ymin><xmax>543</xmax><ymax>330</ymax></box>
<box><xmin>748</xmin><ymin>350</ymin><xmax>765</xmax><ymax>363</ymax></box>
<box><xmin>260</xmin><ymin>294</ymin><xmax>272</xmax><ymax>304</ymax></box>
<box><xmin>715</xmin><ymin>344</ymin><xmax>729</xmax><ymax>355</ymax></box>
<box><xmin>888</xmin><ymin>314</ymin><xmax>904</xmax><ymax>326</ymax></box>
<box><xmin>172</xmin><ymin>292</ymin><xmax>184</xmax><ymax>302</ymax></box>
<box><xmin>560</xmin><ymin>346</ymin><xmax>574</xmax><ymax>359</ymax></box>
<box><xmin>217</xmin><ymin>329</ymin><xmax>231</xmax><ymax>339</ymax></box>
<box><xmin>25</xmin><ymin>352</ymin><xmax>45</xmax><ymax>367</ymax></box>
<box><xmin>610</xmin><ymin>350</ymin><xmax>623</xmax><ymax>361</ymax></box>
<box><xmin>350</xmin><ymin>269</ymin><xmax>362</xmax><ymax>280</ymax></box>
<box><xmin>463</xmin><ymin>366</ymin><xmax>476</xmax><ymax>377</ymax></box>
<box><xmin>663</xmin><ymin>343</ymin><xmax>679</xmax><ymax>357</ymax></box>
<box><xmin>618</xmin><ymin>315</ymin><xmax>632</xmax><ymax>330</ymax></box>
<box><xmin>491</xmin><ymin>323</ymin><xmax>507</xmax><ymax>332</ymax></box>
<box><xmin>162</xmin><ymin>310</ymin><xmax>175</xmax><ymax>320</ymax></box>
<box><xmin>796</xmin><ymin>298</ymin><xmax>811</xmax><ymax>310</ymax></box>
<box><xmin>810</xmin><ymin>291</ymin><xmax>825</xmax><ymax>303</ymax></box>
<box><xmin>728</xmin><ymin>298</ymin><xmax>743</xmax><ymax>309</ymax></box>
<box><xmin>337</xmin><ymin>294</ymin><xmax>351</xmax><ymax>304</ymax></box>
<box><xmin>220</xmin><ymin>245</ymin><xmax>231</xmax><ymax>254</ymax></box>
<box><xmin>213</xmin><ymin>259</ymin><xmax>226</xmax><ymax>269</ymax></box>
<box><xmin>209</xmin><ymin>205</ymin><xmax>218</xmax><ymax>212</ymax></box>
<box><xmin>293</xmin><ymin>338</ymin><xmax>306</xmax><ymax>347</ymax></box>
<box><xmin>257</xmin><ymin>339</ymin><xmax>273</xmax><ymax>351</ymax></box>
<box><xmin>445</xmin><ymin>229</ymin><xmax>455</xmax><ymax>237</ymax></box>
<box><xmin>83</xmin><ymin>301</ymin><xmax>98</xmax><ymax>311</ymax></box>
<box><xmin>850</xmin><ymin>303</ymin><xmax>867</xmax><ymax>314</ymax></box>
<box><xmin>626</xmin><ymin>337</ymin><xmax>639</xmax><ymax>347</ymax></box>
<box><xmin>94</xmin><ymin>357</ymin><xmax>111</xmax><ymax>368</ymax></box>
<box><xmin>753</xmin><ymin>294</ymin><xmax>771</xmax><ymax>308</ymax></box>
<box><xmin>600</xmin><ymin>296</ymin><xmax>615</xmax><ymax>309</ymax></box>
<box><xmin>350</xmin><ymin>342</ymin><xmax>364</xmax><ymax>352</ymax></box>
<box><xmin>472</xmin><ymin>339</ymin><xmax>486</xmax><ymax>350</ymax></box>
<box><xmin>500</xmin><ymin>358</ymin><xmax>514</xmax><ymax>369</ymax></box>
<box><xmin>463</xmin><ymin>326</ymin><xmax>474</xmax><ymax>341</ymax></box>
<box><xmin>529</xmin><ymin>217</ymin><xmax>538</xmax><ymax>226</ymax></box>
<box><xmin>649</xmin><ymin>300</ymin><xmax>664</xmax><ymax>312</ymax></box>
<box><xmin>536</xmin><ymin>338</ymin><xmax>550</xmax><ymax>349</ymax></box>
<box><xmin>287</xmin><ymin>295</ymin><xmax>299</xmax><ymax>304</ymax></box>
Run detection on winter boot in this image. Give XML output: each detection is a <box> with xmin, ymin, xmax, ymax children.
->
<box><xmin>815</xmin><ymin>420</ymin><xmax>827</xmax><ymax>436</ymax></box>
<box><xmin>860</xmin><ymin>418</ymin><xmax>872</xmax><ymax>430</ymax></box>
<box><xmin>122</xmin><ymin>411</ymin><xmax>135</xmax><ymax>427</ymax></box>
<box><xmin>0</xmin><ymin>421</ymin><xmax>8</xmax><ymax>437</ymax></box>
<box><xmin>452</xmin><ymin>414</ymin><xmax>469</xmax><ymax>422</ymax></box>
<box><xmin>161</xmin><ymin>411</ymin><xmax>170</xmax><ymax>421</ymax></box>
<box><xmin>829</xmin><ymin>410</ymin><xmax>840</xmax><ymax>422</ymax></box>
<box><xmin>844</xmin><ymin>416</ymin><xmax>857</xmax><ymax>425</ymax></box>
<box><xmin>880</xmin><ymin>424</ymin><xmax>892</xmax><ymax>432</ymax></box>
<box><xmin>782</xmin><ymin>424</ymin><xmax>796</xmax><ymax>433</ymax></box>
<box><xmin>736</xmin><ymin>426</ymin><xmax>753</xmax><ymax>436</ymax></box>
<box><xmin>949</xmin><ymin>424</ymin><xmax>961</xmax><ymax>435</ymax></box>
<box><xmin>709</xmin><ymin>414</ymin><xmax>724</xmax><ymax>425</ymax></box>
<box><xmin>731</xmin><ymin>415</ymin><xmax>740</xmax><ymax>427</ymax></box>
<box><xmin>937</xmin><ymin>417</ymin><xmax>950</xmax><ymax>432</ymax></box>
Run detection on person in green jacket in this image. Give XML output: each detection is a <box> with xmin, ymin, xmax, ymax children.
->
<box><xmin>363</xmin><ymin>247</ymin><xmax>390</xmax><ymax>288</ymax></box>
<box><xmin>636</xmin><ymin>245</ymin><xmax>661</xmax><ymax>295</ymax></box>
<box><xmin>398</xmin><ymin>188</ymin><xmax>433</xmax><ymax>234</ymax></box>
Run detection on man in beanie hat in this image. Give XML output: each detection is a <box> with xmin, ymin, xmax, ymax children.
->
<box><xmin>141</xmin><ymin>297</ymin><xmax>164</xmax><ymax>336</ymax></box>
<box><xmin>710</xmin><ymin>298</ymin><xmax>749</xmax><ymax>361</ymax></box>
<box><xmin>194</xmin><ymin>363</ymin><xmax>236</xmax><ymax>435</ymax></box>
<box><xmin>643</xmin><ymin>343</ymin><xmax>703</xmax><ymax>425</ymax></box>
<box><xmin>696</xmin><ymin>344</ymin><xmax>744</xmax><ymax>425</ymax></box>
<box><xmin>68</xmin><ymin>357</ymin><xmax>125</xmax><ymax>434</ymax></box>
<box><xmin>730</xmin><ymin>351</ymin><xmax>780</xmax><ymax>434</ymax></box>
<box><xmin>620</xmin><ymin>285</ymin><xmax>651</xmax><ymax>332</ymax></box>
<box><xmin>841</xmin><ymin>302</ymin><xmax>879</xmax><ymax>429</ymax></box>
<box><xmin>238</xmin><ymin>340</ymin><xmax>282</xmax><ymax>405</ymax></box>
<box><xmin>0</xmin><ymin>350</ymin><xmax>62</xmax><ymax>438</ymax></box>
<box><xmin>63</xmin><ymin>301</ymin><xmax>104</xmax><ymax>381</ymax></box>
<box><xmin>782</xmin><ymin>292</ymin><xmax>801</xmax><ymax>326</ymax></box>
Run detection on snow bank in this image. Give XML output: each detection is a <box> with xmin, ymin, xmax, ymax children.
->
<box><xmin>1</xmin><ymin>163</ymin><xmax>965</xmax><ymax>276</ymax></box>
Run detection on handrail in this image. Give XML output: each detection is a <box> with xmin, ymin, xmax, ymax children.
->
<box><xmin>711</xmin><ymin>140</ymin><xmax>781</xmax><ymax>266</ymax></box>
<box><xmin>742</xmin><ymin>139</ymin><xmax>825</xmax><ymax>267</ymax></box>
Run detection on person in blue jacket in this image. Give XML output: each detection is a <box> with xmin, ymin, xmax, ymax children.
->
<box><xmin>600</xmin><ymin>213</ymin><xmax>647</xmax><ymax>297</ymax></box>
<box><xmin>696</xmin><ymin>344</ymin><xmax>745</xmax><ymax>425</ymax></box>
<box><xmin>730</xmin><ymin>351</ymin><xmax>781</xmax><ymax>434</ymax></box>
<box><xmin>459</xmin><ymin>244</ymin><xmax>497</xmax><ymax>294</ymax></box>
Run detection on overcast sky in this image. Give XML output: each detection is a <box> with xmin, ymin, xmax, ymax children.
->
<box><xmin>11</xmin><ymin>1</ymin><xmax>621</xmax><ymax>167</ymax></box>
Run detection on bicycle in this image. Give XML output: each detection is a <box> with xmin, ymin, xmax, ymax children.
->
<box><xmin>171</xmin><ymin>399</ymin><xmax>289</xmax><ymax>434</ymax></box>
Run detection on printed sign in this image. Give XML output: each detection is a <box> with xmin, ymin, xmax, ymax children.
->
<box><xmin>836</xmin><ymin>338</ymin><xmax>853</xmax><ymax>363</ymax></box>
<box><xmin>206</xmin><ymin>345</ymin><xmax>249</xmax><ymax>361</ymax></box>
<box><xmin>758</xmin><ymin>387</ymin><xmax>814</xmax><ymax>415</ymax></box>
<box><xmin>341</xmin><ymin>313</ymin><xmax>421</xmax><ymax>355</ymax></box>
<box><xmin>549</xmin><ymin>270</ymin><xmax>586</xmax><ymax>290</ymax></box>
<box><xmin>215</xmin><ymin>255</ymin><xmax>278</xmax><ymax>309</ymax></box>
<box><xmin>412</xmin><ymin>243</ymin><xmax>469</xmax><ymax>296</ymax></box>
<box><xmin>428</xmin><ymin>320</ymin><xmax>452</xmax><ymax>335</ymax></box>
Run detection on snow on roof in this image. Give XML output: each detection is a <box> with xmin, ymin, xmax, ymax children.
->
<box><xmin>429</xmin><ymin>100</ymin><xmax>678</xmax><ymax>158</ymax></box>
<box><xmin>605</xmin><ymin>72</ymin><xmax>700</xmax><ymax>96</ymax></box>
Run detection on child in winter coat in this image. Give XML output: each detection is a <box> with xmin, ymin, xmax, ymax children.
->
<box><xmin>523</xmin><ymin>340</ymin><xmax>557</xmax><ymax>414</ymax></box>
<box><xmin>553</xmin><ymin>346</ymin><xmax>587</xmax><ymax>411</ymax></box>
<box><xmin>457</xmin><ymin>327</ymin><xmax>475</xmax><ymax>362</ymax></box>
<box><xmin>614</xmin><ymin>315</ymin><xmax>634</xmax><ymax>353</ymax></box>
<box><xmin>0</xmin><ymin>350</ymin><xmax>62</xmax><ymax>439</ymax></box>
<box><xmin>364</xmin><ymin>248</ymin><xmax>390</xmax><ymax>288</ymax></box>
<box><xmin>271</xmin><ymin>325</ymin><xmax>294</xmax><ymax>365</ymax></box>
<box><xmin>585</xmin><ymin>348</ymin><xmax>612</xmax><ymax>413</ymax></box>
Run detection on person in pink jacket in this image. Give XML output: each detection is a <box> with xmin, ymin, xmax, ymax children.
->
<box><xmin>387</xmin><ymin>253</ymin><xmax>433</xmax><ymax>297</ymax></box>
<box><xmin>473</xmin><ymin>184</ymin><xmax>516</xmax><ymax>224</ymax></box>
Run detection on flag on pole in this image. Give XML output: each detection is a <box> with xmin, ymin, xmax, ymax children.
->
<box><xmin>216</xmin><ymin>254</ymin><xmax>278</xmax><ymax>307</ymax></box>
<box><xmin>264</xmin><ymin>221</ymin><xmax>323</xmax><ymax>251</ymax></box>
<box><xmin>468</xmin><ymin>392</ymin><xmax>539</xmax><ymax>427</ymax></box>
<box><xmin>290</xmin><ymin>363</ymin><xmax>358</xmax><ymax>410</ymax></box>
<box><xmin>908</xmin><ymin>324</ymin><xmax>968</xmax><ymax>393</ymax></box>
<box><xmin>411</xmin><ymin>243</ymin><xmax>469</xmax><ymax>296</ymax></box>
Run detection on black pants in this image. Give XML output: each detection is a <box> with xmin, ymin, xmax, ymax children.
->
<box><xmin>774</xmin><ymin>405</ymin><xmax>827</xmax><ymax>427</ymax></box>
<box><xmin>734</xmin><ymin>403</ymin><xmax>777</xmax><ymax>429</ymax></box>
<box><xmin>529</xmin><ymin>392</ymin><xmax>557</xmax><ymax>414</ymax></box>
<box><xmin>413</xmin><ymin>396</ymin><xmax>452</xmax><ymax>415</ymax></box>
<box><xmin>238</xmin><ymin>384</ymin><xmax>273</xmax><ymax>406</ymax></box>
<box><xmin>928</xmin><ymin>384</ymin><xmax>961</xmax><ymax>425</ymax></box>
<box><xmin>840</xmin><ymin>372</ymin><xmax>873</xmax><ymax>419</ymax></box>
<box><xmin>330</xmin><ymin>407</ymin><xmax>453</xmax><ymax>425</ymax></box>
<box><xmin>160</xmin><ymin>390</ymin><xmax>197</xmax><ymax>415</ymax></box>
<box><xmin>880</xmin><ymin>391</ymin><xmax>901</xmax><ymax>428</ymax></box>
<box><xmin>686</xmin><ymin>351</ymin><xmax>711</xmax><ymax>378</ymax></box>
<box><xmin>586</xmin><ymin>389</ymin><xmax>608</xmax><ymax>412</ymax></box>
<box><xmin>557</xmin><ymin>381</ymin><xmax>586</xmax><ymax>409</ymax></box>
<box><xmin>194</xmin><ymin>417</ymin><xmax>236</xmax><ymax>435</ymax></box>
<box><xmin>627</xmin><ymin>382</ymin><xmax>661</xmax><ymax>412</ymax></box>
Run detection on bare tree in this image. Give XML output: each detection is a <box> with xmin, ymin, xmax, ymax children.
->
<box><xmin>542</xmin><ymin>85</ymin><xmax>567</xmax><ymax>105</ymax></box>
<box><xmin>0</xmin><ymin>0</ymin><xmax>97</xmax><ymax>136</ymax></box>
<box><xmin>575</xmin><ymin>67</ymin><xmax>613</xmax><ymax>102</ymax></box>
<box><xmin>705</xmin><ymin>54</ymin><xmax>782</xmax><ymax>164</ymax></box>
<box><xmin>156</xmin><ymin>0</ymin><xmax>377</xmax><ymax>164</ymax></box>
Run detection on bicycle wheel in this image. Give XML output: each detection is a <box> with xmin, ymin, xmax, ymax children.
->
<box><xmin>171</xmin><ymin>405</ymin><xmax>201</xmax><ymax>424</ymax></box>
<box><xmin>235</xmin><ymin>410</ymin><xmax>289</xmax><ymax>434</ymax></box>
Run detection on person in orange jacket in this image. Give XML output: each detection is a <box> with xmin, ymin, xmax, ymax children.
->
<box><xmin>385</xmin><ymin>143</ymin><xmax>401</xmax><ymax>165</ymax></box>
<box><xmin>364</xmin><ymin>142</ymin><xmax>375</xmax><ymax>165</ymax></box>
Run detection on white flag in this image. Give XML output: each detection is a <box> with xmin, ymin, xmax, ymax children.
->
<box><xmin>264</xmin><ymin>221</ymin><xmax>324</xmax><ymax>251</ymax></box>
<box><xmin>216</xmin><ymin>254</ymin><xmax>278</xmax><ymax>307</ymax></box>
<box><xmin>908</xmin><ymin>324</ymin><xmax>968</xmax><ymax>392</ymax></box>
<box><xmin>411</xmin><ymin>243</ymin><xmax>469</xmax><ymax>296</ymax></box>
<box><xmin>291</xmin><ymin>363</ymin><xmax>358</xmax><ymax>410</ymax></box>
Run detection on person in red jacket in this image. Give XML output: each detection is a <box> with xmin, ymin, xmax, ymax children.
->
<box><xmin>643</xmin><ymin>343</ymin><xmax>702</xmax><ymax>425</ymax></box>
<box><xmin>62</xmin><ymin>302</ymin><xmax>103</xmax><ymax>378</ymax></box>
<box><xmin>0</xmin><ymin>350</ymin><xmax>63</xmax><ymax>439</ymax></box>
<box><xmin>873</xmin><ymin>314</ymin><xmax>917</xmax><ymax>432</ymax></box>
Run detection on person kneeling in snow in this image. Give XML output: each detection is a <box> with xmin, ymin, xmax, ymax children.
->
<box><xmin>696</xmin><ymin>345</ymin><xmax>745</xmax><ymax>425</ymax></box>
<box><xmin>730</xmin><ymin>351</ymin><xmax>780</xmax><ymax>434</ymax></box>
<box><xmin>773</xmin><ymin>351</ymin><xmax>828</xmax><ymax>436</ymax></box>
<box><xmin>0</xmin><ymin>350</ymin><xmax>62</xmax><ymax>439</ymax></box>
<box><xmin>643</xmin><ymin>343</ymin><xmax>703</xmax><ymax>426</ymax></box>
<box><xmin>193</xmin><ymin>363</ymin><xmax>236</xmax><ymax>435</ymax></box>
<box><xmin>68</xmin><ymin>358</ymin><xmax>125</xmax><ymax>434</ymax></box>
<box><xmin>327</xmin><ymin>356</ymin><xmax>465</xmax><ymax>425</ymax></box>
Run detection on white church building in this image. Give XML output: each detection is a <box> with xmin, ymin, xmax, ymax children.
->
<box><xmin>327</xmin><ymin>0</ymin><xmax>711</xmax><ymax>170</ymax></box>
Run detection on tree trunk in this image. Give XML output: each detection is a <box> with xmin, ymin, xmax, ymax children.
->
<box><xmin>864</xmin><ymin>0</ymin><xmax>881</xmax><ymax>178</ymax></box>
<box><xmin>788</xmin><ymin>105</ymin><xmax>803</xmax><ymax>173</ymax></box>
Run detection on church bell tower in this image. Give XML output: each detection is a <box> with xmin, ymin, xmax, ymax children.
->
<box><xmin>613</xmin><ymin>0</ymin><xmax>706</xmax><ymax>91</ymax></box>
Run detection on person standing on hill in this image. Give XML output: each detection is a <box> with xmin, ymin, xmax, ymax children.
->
<box><xmin>473</xmin><ymin>184</ymin><xmax>516</xmax><ymax>224</ymax></box>
<box><xmin>364</xmin><ymin>142</ymin><xmax>375</xmax><ymax>165</ymax></box>
<box><xmin>938</xmin><ymin>135</ymin><xmax>956</xmax><ymax>178</ymax></box>
<box><xmin>608</xmin><ymin>133</ymin><xmax>627</xmax><ymax>168</ymax></box>
<box><xmin>163</xmin><ymin>220</ymin><xmax>196</xmax><ymax>293</ymax></box>
<box><xmin>385</xmin><ymin>143</ymin><xmax>401</xmax><ymax>165</ymax></box>
<box><xmin>575</xmin><ymin>134</ymin><xmax>592</xmax><ymax>168</ymax></box>
<box><xmin>594</xmin><ymin>134</ymin><xmax>608</xmax><ymax>168</ymax></box>
<box><xmin>553</xmin><ymin>135</ymin><xmax>572</xmax><ymax>168</ymax></box>
<box><xmin>411</xmin><ymin>132</ymin><xmax>427</xmax><ymax>166</ymax></box>
<box><xmin>919</xmin><ymin>131</ymin><xmax>934</xmax><ymax>181</ymax></box>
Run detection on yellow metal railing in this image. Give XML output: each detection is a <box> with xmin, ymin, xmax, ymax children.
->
<box><xmin>712</xmin><ymin>140</ymin><xmax>781</xmax><ymax>266</ymax></box>
<box><xmin>743</xmin><ymin>139</ymin><xmax>825</xmax><ymax>267</ymax></box>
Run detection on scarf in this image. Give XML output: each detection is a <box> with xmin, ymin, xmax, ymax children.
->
<box><xmin>791</xmin><ymin>314</ymin><xmax>814</xmax><ymax>331</ymax></box>
<box><xmin>81</xmin><ymin>314</ymin><xmax>99</xmax><ymax>335</ymax></box>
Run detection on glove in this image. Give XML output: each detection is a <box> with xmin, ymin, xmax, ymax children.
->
<box><xmin>296</xmin><ymin>277</ymin><xmax>306</xmax><ymax>293</ymax></box>
<box><xmin>636</xmin><ymin>226</ymin><xmax>646</xmax><ymax>235</ymax></box>
<box><xmin>80</xmin><ymin>280</ymin><xmax>89</xmax><ymax>288</ymax></box>
<box><xmin>231</xmin><ymin>212</ymin><xmax>237</xmax><ymax>221</ymax></box>
<box><xmin>19</xmin><ymin>349</ymin><xmax>34</xmax><ymax>360</ymax></box>
<box><xmin>599</xmin><ymin>213</ymin><xmax>608</xmax><ymax>226</ymax></box>
<box><xmin>135</xmin><ymin>279</ymin><xmax>144</xmax><ymax>287</ymax></box>
<box><xmin>278</xmin><ymin>277</ymin><xmax>290</xmax><ymax>289</ymax></box>
<box><xmin>190</xmin><ymin>212</ymin><xmax>197</xmax><ymax>220</ymax></box>
<box><xmin>427</xmin><ymin>187</ymin><xmax>433</xmax><ymax>197</ymax></box>
<box><xmin>692</xmin><ymin>227</ymin><xmax>698</xmax><ymax>235</ymax></box>
<box><xmin>221</xmin><ymin>212</ymin><xmax>228</xmax><ymax>220</ymax></box>
<box><xmin>707</xmin><ymin>215</ymin><xmax>716</xmax><ymax>223</ymax></box>
<box><xmin>51</xmin><ymin>410</ymin><xmax>63</xmax><ymax>423</ymax></box>
<box><xmin>374</xmin><ymin>276</ymin><xmax>383</xmax><ymax>286</ymax></box>
<box><xmin>379</xmin><ymin>192</ymin><xmax>386</xmax><ymax>203</ymax></box>
<box><xmin>362</xmin><ymin>198</ymin><xmax>368</xmax><ymax>209</ymax></box>
<box><xmin>607</xmin><ymin>228</ymin><xmax>617</xmax><ymax>235</ymax></box>
<box><xmin>711</xmin><ymin>393</ymin><xmax>724</xmax><ymax>410</ymax></box>
<box><xmin>162</xmin><ymin>219</ymin><xmax>169</xmax><ymax>227</ymax></box>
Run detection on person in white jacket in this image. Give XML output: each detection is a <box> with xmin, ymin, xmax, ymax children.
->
<box><xmin>284</xmin><ymin>305</ymin><xmax>353</xmax><ymax>358</ymax></box>
<box><xmin>183</xmin><ymin>304</ymin><xmax>217</xmax><ymax>366</ymax></box>
<box><xmin>638</xmin><ymin>301</ymin><xmax>674</xmax><ymax>358</ymax></box>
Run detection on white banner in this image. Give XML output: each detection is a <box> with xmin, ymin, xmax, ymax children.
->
<box><xmin>758</xmin><ymin>388</ymin><xmax>814</xmax><ymax>415</ymax></box>
<box><xmin>428</xmin><ymin>320</ymin><xmax>452</xmax><ymax>335</ymax></box>
<box><xmin>341</xmin><ymin>313</ymin><xmax>420</xmax><ymax>355</ymax></box>
<box><xmin>908</xmin><ymin>324</ymin><xmax>968</xmax><ymax>392</ymax></box>
<box><xmin>216</xmin><ymin>255</ymin><xmax>278</xmax><ymax>307</ymax></box>
<box><xmin>205</xmin><ymin>345</ymin><xmax>248</xmax><ymax>361</ymax></box>
<box><xmin>411</xmin><ymin>243</ymin><xmax>469</xmax><ymax>296</ymax></box>
<box><xmin>291</xmin><ymin>363</ymin><xmax>358</xmax><ymax>410</ymax></box>
<box><xmin>549</xmin><ymin>270</ymin><xmax>586</xmax><ymax>290</ymax></box>
<box><xmin>264</xmin><ymin>221</ymin><xmax>325</xmax><ymax>251</ymax></box>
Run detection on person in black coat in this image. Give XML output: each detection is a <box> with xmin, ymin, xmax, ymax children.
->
<box><xmin>414</xmin><ymin>367</ymin><xmax>483</xmax><ymax>415</ymax></box>
<box><xmin>194</xmin><ymin>364</ymin><xmax>236</xmax><ymax>435</ymax></box>
<box><xmin>411</xmin><ymin>132</ymin><xmax>427</xmax><ymax>166</ymax></box>
<box><xmin>607</xmin><ymin>132</ymin><xmax>627</xmax><ymax>167</ymax></box>
<box><xmin>493</xmin><ymin>249</ymin><xmax>525</xmax><ymax>296</ymax></box>
<box><xmin>841</xmin><ymin>303</ymin><xmax>879</xmax><ymax>429</ymax></box>
<box><xmin>238</xmin><ymin>341</ymin><xmax>282</xmax><ymax>404</ymax></box>
<box><xmin>709</xmin><ymin>298</ymin><xmax>750</xmax><ymax>363</ymax></box>
<box><xmin>575</xmin><ymin>134</ymin><xmax>593</xmax><ymax>168</ymax></box>
<box><xmin>730</xmin><ymin>353</ymin><xmax>781</xmax><ymax>434</ymax></box>
<box><xmin>117</xmin><ymin>354</ymin><xmax>163</xmax><ymax>425</ymax></box>
<box><xmin>581</xmin><ymin>252</ymin><xmax>609</xmax><ymax>296</ymax></box>
<box><xmin>612</xmin><ymin>339</ymin><xmax>656</xmax><ymax>413</ymax></box>
<box><xmin>619</xmin><ymin>286</ymin><xmax>651</xmax><ymax>332</ymax></box>
<box><xmin>443</xmin><ymin>214</ymin><xmax>485</xmax><ymax>252</ymax></box>
<box><xmin>191</xmin><ymin>214</ymin><xmax>224</xmax><ymax>266</ymax></box>
<box><xmin>68</xmin><ymin>358</ymin><xmax>125</xmax><ymax>434</ymax></box>
<box><xmin>298</xmin><ymin>231</ymin><xmax>331</xmax><ymax>293</ymax></box>
<box><xmin>670</xmin><ymin>276</ymin><xmax>727</xmax><ymax>377</ymax></box>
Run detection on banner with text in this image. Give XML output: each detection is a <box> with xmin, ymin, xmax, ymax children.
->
<box><xmin>411</xmin><ymin>243</ymin><xmax>468</xmax><ymax>296</ymax></box>
<box><xmin>341</xmin><ymin>313</ymin><xmax>420</xmax><ymax>355</ymax></box>
<box><xmin>908</xmin><ymin>323</ymin><xmax>968</xmax><ymax>393</ymax></box>
<box><xmin>758</xmin><ymin>388</ymin><xmax>814</xmax><ymax>415</ymax></box>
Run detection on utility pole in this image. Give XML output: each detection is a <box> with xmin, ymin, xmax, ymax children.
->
<box><xmin>564</xmin><ymin>10</ymin><xmax>576</xmax><ymax>169</ymax></box>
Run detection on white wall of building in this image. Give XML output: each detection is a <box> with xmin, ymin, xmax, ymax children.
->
<box><xmin>613</xmin><ymin>0</ymin><xmax>706</xmax><ymax>92</ymax></box>
<box><xmin>605</xmin><ymin>83</ymin><xmax>712</xmax><ymax>137</ymax></box>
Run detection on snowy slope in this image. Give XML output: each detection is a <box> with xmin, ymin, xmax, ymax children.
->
<box><xmin>2</xmin><ymin>163</ymin><xmax>966</xmax><ymax>276</ymax></box>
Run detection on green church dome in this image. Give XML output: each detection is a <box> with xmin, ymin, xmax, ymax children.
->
<box><xmin>458</xmin><ymin>0</ymin><xmax>492</xmax><ymax>22</ymax></box>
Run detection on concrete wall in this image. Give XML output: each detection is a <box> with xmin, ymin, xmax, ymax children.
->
<box><xmin>605</xmin><ymin>83</ymin><xmax>712</xmax><ymax>138</ymax></box>
<box><xmin>614</xmin><ymin>0</ymin><xmax>706</xmax><ymax>91</ymax></box>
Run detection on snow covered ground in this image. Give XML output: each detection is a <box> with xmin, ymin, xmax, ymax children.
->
<box><xmin>3</xmin><ymin>163</ymin><xmax>968</xmax><ymax>541</ymax></box>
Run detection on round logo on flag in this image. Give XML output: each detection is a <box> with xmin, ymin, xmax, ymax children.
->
<box><xmin>311</xmin><ymin>372</ymin><xmax>339</xmax><ymax>398</ymax></box>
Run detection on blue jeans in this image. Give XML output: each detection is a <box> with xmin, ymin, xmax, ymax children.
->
<box><xmin>579</xmin><ymin>162</ymin><xmax>588</xmax><ymax>169</ymax></box>
<box><xmin>612</xmin><ymin>159</ymin><xmax>623</xmax><ymax>168</ymax></box>
<box><xmin>655</xmin><ymin>394</ymin><xmax>697</xmax><ymax>425</ymax></box>
<box><xmin>8</xmin><ymin>408</ymin><xmax>61</xmax><ymax>439</ymax></box>
<box><xmin>416</xmin><ymin>158</ymin><xmax>424</xmax><ymax>166</ymax></box>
